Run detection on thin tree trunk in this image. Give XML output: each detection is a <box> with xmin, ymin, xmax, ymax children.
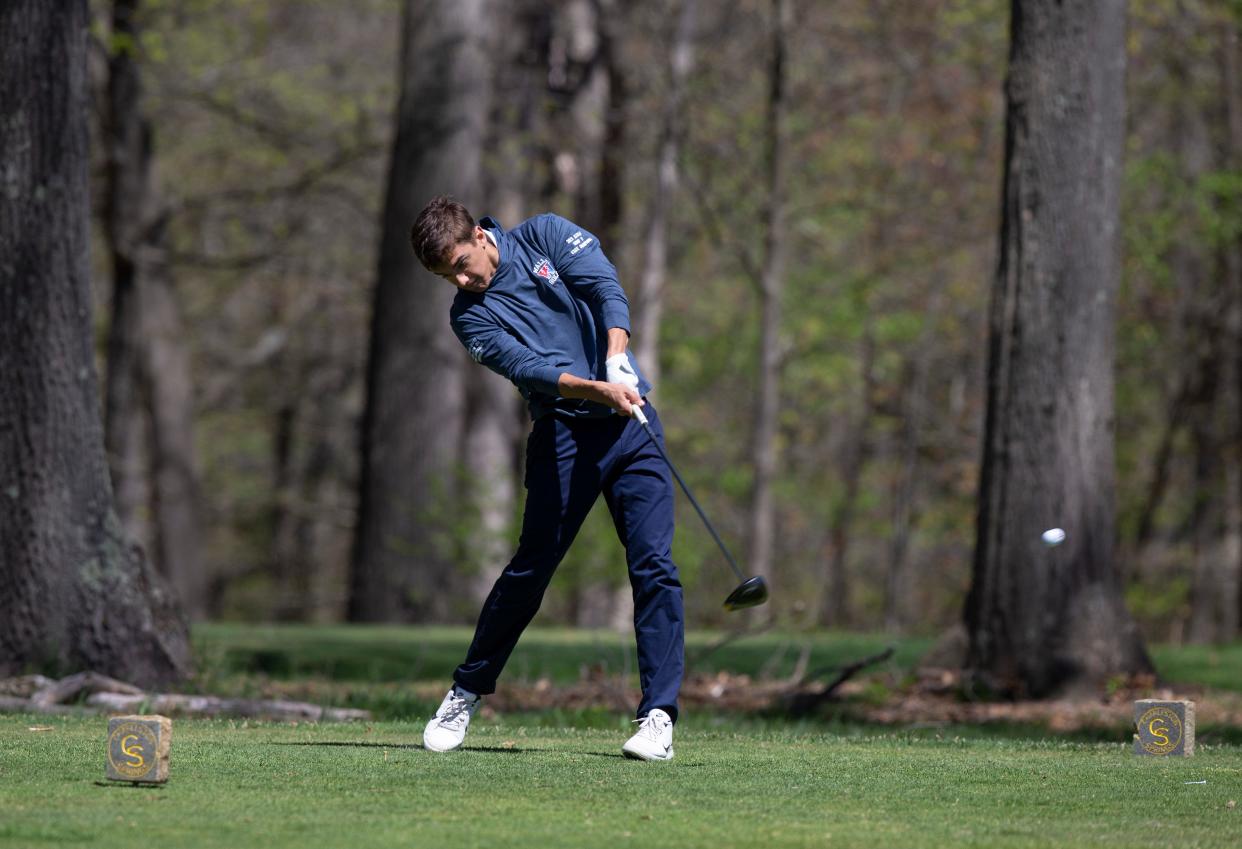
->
<box><xmin>0</xmin><ymin>0</ymin><xmax>190</xmax><ymax>684</ymax></box>
<box><xmin>747</xmin><ymin>0</ymin><xmax>792</xmax><ymax>592</ymax></box>
<box><xmin>964</xmin><ymin>0</ymin><xmax>1152</xmax><ymax>697</ymax></box>
<box><xmin>102</xmin><ymin>0</ymin><xmax>205</xmax><ymax>619</ymax></box>
<box><xmin>1178</xmin><ymin>14</ymin><xmax>1228</xmax><ymax>644</ymax></box>
<box><xmin>462</xmin><ymin>368</ymin><xmax>520</xmax><ymax>605</ymax></box>
<box><xmin>634</xmin><ymin>0</ymin><xmax>697</xmax><ymax>389</ymax></box>
<box><xmin>819</xmin><ymin>326</ymin><xmax>875</xmax><ymax>628</ymax></box>
<box><xmin>1188</xmin><ymin>409</ymin><xmax>1220</xmax><ymax>643</ymax></box>
<box><xmin>351</xmin><ymin>0</ymin><xmax>496</xmax><ymax>622</ymax></box>
<box><xmin>885</xmin><ymin>347</ymin><xmax>930</xmax><ymax>633</ymax></box>
<box><xmin>141</xmin><ymin>257</ymin><xmax>206</xmax><ymax>618</ymax></box>
<box><xmin>1218</xmin><ymin>16</ymin><xmax>1242</xmax><ymax>641</ymax></box>
<box><xmin>467</xmin><ymin>0</ymin><xmax>544</xmax><ymax>607</ymax></box>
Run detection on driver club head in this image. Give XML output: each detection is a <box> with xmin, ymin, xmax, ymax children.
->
<box><xmin>723</xmin><ymin>576</ymin><xmax>769</xmax><ymax>611</ymax></box>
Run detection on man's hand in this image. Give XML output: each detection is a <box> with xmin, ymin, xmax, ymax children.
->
<box><xmin>558</xmin><ymin>373</ymin><xmax>644</xmax><ymax>416</ymax></box>
<box><xmin>605</xmin><ymin>353</ymin><xmax>639</xmax><ymax>393</ymax></box>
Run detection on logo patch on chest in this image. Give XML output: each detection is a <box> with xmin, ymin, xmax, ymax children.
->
<box><xmin>532</xmin><ymin>258</ymin><xmax>560</xmax><ymax>286</ymax></box>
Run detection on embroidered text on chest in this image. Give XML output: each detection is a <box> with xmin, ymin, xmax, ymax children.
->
<box><xmin>532</xmin><ymin>258</ymin><xmax>560</xmax><ymax>285</ymax></box>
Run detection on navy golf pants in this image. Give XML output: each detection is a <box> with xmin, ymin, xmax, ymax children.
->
<box><xmin>453</xmin><ymin>403</ymin><xmax>685</xmax><ymax>722</ymax></box>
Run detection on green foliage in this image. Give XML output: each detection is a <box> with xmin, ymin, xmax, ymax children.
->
<box><xmin>90</xmin><ymin>0</ymin><xmax>1242</xmax><ymax>642</ymax></box>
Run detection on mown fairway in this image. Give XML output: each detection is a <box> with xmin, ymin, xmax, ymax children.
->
<box><xmin>2</xmin><ymin>714</ymin><xmax>1240</xmax><ymax>849</ymax></box>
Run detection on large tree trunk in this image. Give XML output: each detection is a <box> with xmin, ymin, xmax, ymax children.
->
<box><xmin>102</xmin><ymin>0</ymin><xmax>206</xmax><ymax>619</ymax></box>
<box><xmin>747</xmin><ymin>0</ymin><xmax>791</xmax><ymax>592</ymax></box>
<box><xmin>963</xmin><ymin>0</ymin><xmax>1152</xmax><ymax>697</ymax></box>
<box><xmin>0</xmin><ymin>0</ymin><xmax>191</xmax><ymax>685</ymax></box>
<box><xmin>350</xmin><ymin>0</ymin><xmax>496</xmax><ymax>622</ymax></box>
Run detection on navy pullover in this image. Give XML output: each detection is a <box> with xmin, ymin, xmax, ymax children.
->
<box><xmin>449</xmin><ymin>213</ymin><xmax>652</xmax><ymax>420</ymax></box>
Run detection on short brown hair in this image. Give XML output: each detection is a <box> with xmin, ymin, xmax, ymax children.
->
<box><xmin>411</xmin><ymin>196</ymin><xmax>476</xmax><ymax>270</ymax></box>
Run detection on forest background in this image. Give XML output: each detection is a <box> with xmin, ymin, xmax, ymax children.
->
<box><xmin>76</xmin><ymin>0</ymin><xmax>1242</xmax><ymax>647</ymax></box>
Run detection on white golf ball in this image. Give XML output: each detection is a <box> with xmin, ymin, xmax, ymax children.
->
<box><xmin>1041</xmin><ymin>528</ymin><xmax>1066</xmax><ymax>546</ymax></box>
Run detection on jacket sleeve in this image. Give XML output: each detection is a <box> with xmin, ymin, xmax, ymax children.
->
<box><xmin>451</xmin><ymin>305</ymin><xmax>564</xmax><ymax>397</ymax></box>
<box><xmin>538</xmin><ymin>214</ymin><xmax>631</xmax><ymax>334</ymax></box>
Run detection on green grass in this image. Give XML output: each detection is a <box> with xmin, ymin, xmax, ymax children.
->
<box><xmin>1149</xmin><ymin>643</ymin><xmax>1242</xmax><ymax>693</ymax></box>
<box><xmin>191</xmin><ymin>623</ymin><xmax>933</xmax><ymax>685</ymax></box>
<box><xmin>5</xmin><ymin>628</ymin><xmax>1242</xmax><ymax>847</ymax></box>
<box><xmin>187</xmin><ymin>624</ymin><xmax>935</xmax><ymax>719</ymax></box>
<box><xmin>192</xmin><ymin>623</ymin><xmax>1242</xmax><ymax>692</ymax></box>
<box><xmin>2</xmin><ymin>714</ymin><xmax>1239</xmax><ymax>849</ymax></box>
<box><xmin>187</xmin><ymin>625</ymin><xmax>1242</xmax><ymax>723</ymax></box>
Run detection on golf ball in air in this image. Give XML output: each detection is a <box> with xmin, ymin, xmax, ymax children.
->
<box><xmin>1041</xmin><ymin>528</ymin><xmax>1066</xmax><ymax>546</ymax></box>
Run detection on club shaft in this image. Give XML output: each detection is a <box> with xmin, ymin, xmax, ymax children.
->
<box><xmin>634</xmin><ymin>418</ymin><xmax>746</xmax><ymax>583</ymax></box>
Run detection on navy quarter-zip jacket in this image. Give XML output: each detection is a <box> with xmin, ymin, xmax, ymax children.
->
<box><xmin>449</xmin><ymin>213</ymin><xmax>653</xmax><ymax>420</ymax></box>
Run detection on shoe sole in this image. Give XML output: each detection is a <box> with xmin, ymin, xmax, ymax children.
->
<box><xmin>423</xmin><ymin>741</ymin><xmax>463</xmax><ymax>752</ymax></box>
<box><xmin>621</xmin><ymin>745</ymin><xmax>674</xmax><ymax>761</ymax></box>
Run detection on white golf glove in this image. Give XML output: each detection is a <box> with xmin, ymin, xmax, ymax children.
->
<box><xmin>606</xmin><ymin>353</ymin><xmax>640</xmax><ymax>392</ymax></box>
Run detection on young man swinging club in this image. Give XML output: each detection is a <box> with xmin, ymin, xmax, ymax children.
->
<box><xmin>410</xmin><ymin>196</ymin><xmax>684</xmax><ymax>761</ymax></box>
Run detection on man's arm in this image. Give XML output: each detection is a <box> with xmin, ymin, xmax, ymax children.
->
<box><xmin>557</xmin><ymin>372</ymin><xmax>643</xmax><ymax>416</ymax></box>
<box><xmin>538</xmin><ymin>214</ymin><xmax>633</xmax><ymax>334</ymax></box>
<box><xmin>607</xmin><ymin>327</ymin><xmax>629</xmax><ymax>358</ymax></box>
<box><xmin>453</xmin><ymin>310</ymin><xmax>564</xmax><ymax>397</ymax></box>
<box><xmin>455</xmin><ymin>307</ymin><xmax>640</xmax><ymax>413</ymax></box>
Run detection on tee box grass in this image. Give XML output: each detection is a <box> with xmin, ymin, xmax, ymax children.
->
<box><xmin>1</xmin><ymin>715</ymin><xmax>1239</xmax><ymax>849</ymax></box>
<box><xmin>4</xmin><ymin>627</ymin><xmax>1241</xmax><ymax>848</ymax></box>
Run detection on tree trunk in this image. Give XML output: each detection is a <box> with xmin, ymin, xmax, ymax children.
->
<box><xmin>634</xmin><ymin>0</ymin><xmax>697</xmax><ymax>389</ymax></box>
<box><xmin>885</xmin><ymin>347</ymin><xmax>930</xmax><ymax>633</ymax></box>
<box><xmin>0</xmin><ymin>0</ymin><xmax>191</xmax><ymax>685</ymax></box>
<box><xmin>819</xmin><ymin>325</ymin><xmax>875</xmax><ymax>628</ymax></box>
<box><xmin>549</xmin><ymin>0</ymin><xmax>612</xmax><ymax>240</ymax></box>
<box><xmin>350</xmin><ymin>0</ymin><xmax>496</xmax><ymax>622</ymax></box>
<box><xmin>102</xmin><ymin>0</ymin><xmax>206</xmax><ymax>619</ymax></box>
<box><xmin>963</xmin><ymin>0</ymin><xmax>1152</xmax><ymax>697</ymax></box>
<box><xmin>462</xmin><ymin>368</ymin><xmax>520</xmax><ymax>606</ymax></box>
<box><xmin>1221</xmin><ymin>17</ymin><xmax>1242</xmax><ymax>641</ymax></box>
<box><xmin>747</xmin><ymin>0</ymin><xmax>792</xmax><ymax>592</ymax></box>
<box><xmin>464</xmin><ymin>0</ymin><xmax>548</xmax><ymax>608</ymax></box>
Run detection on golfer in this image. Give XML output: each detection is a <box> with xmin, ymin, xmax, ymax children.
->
<box><xmin>411</xmin><ymin>196</ymin><xmax>684</xmax><ymax>761</ymax></box>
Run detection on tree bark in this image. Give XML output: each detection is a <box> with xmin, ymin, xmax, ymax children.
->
<box><xmin>1217</xmin><ymin>14</ymin><xmax>1242</xmax><ymax>641</ymax></box>
<box><xmin>747</xmin><ymin>0</ymin><xmax>792</xmax><ymax>593</ymax></box>
<box><xmin>350</xmin><ymin>0</ymin><xmax>496</xmax><ymax>622</ymax></box>
<box><xmin>102</xmin><ymin>0</ymin><xmax>206</xmax><ymax>619</ymax></box>
<box><xmin>964</xmin><ymin>0</ymin><xmax>1152</xmax><ymax>697</ymax></box>
<box><xmin>885</xmin><ymin>345</ymin><xmax>930</xmax><ymax>633</ymax></box>
<box><xmin>819</xmin><ymin>326</ymin><xmax>875</xmax><ymax>628</ymax></box>
<box><xmin>462</xmin><ymin>368</ymin><xmax>521</xmax><ymax>606</ymax></box>
<box><xmin>549</xmin><ymin>0</ymin><xmax>615</xmax><ymax>242</ymax></box>
<box><xmin>0</xmin><ymin>0</ymin><xmax>191</xmax><ymax>685</ymax></box>
<box><xmin>634</xmin><ymin>0</ymin><xmax>697</xmax><ymax>389</ymax></box>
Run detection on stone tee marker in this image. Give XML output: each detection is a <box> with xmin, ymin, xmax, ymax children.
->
<box><xmin>1134</xmin><ymin>700</ymin><xmax>1194</xmax><ymax>757</ymax></box>
<box><xmin>105</xmin><ymin>715</ymin><xmax>172</xmax><ymax>783</ymax></box>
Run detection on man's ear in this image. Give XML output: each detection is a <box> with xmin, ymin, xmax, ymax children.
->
<box><xmin>474</xmin><ymin>225</ymin><xmax>488</xmax><ymax>244</ymax></box>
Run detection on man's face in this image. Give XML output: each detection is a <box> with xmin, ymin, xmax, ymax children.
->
<box><xmin>431</xmin><ymin>227</ymin><xmax>497</xmax><ymax>293</ymax></box>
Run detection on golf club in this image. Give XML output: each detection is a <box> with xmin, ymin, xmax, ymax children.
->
<box><xmin>630</xmin><ymin>405</ymin><xmax>769</xmax><ymax>611</ymax></box>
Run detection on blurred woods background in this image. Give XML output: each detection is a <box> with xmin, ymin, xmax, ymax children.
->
<box><xmin>80</xmin><ymin>0</ymin><xmax>1241</xmax><ymax>642</ymax></box>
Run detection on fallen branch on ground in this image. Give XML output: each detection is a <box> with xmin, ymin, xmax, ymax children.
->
<box><xmin>0</xmin><ymin>674</ymin><xmax>370</xmax><ymax>722</ymax></box>
<box><xmin>781</xmin><ymin>646</ymin><xmax>896</xmax><ymax>717</ymax></box>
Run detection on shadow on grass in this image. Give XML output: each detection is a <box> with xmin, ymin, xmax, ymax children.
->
<box><xmin>272</xmin><ymin>741</ymin><xmax>527</xmax><ymax>754</ymax></box>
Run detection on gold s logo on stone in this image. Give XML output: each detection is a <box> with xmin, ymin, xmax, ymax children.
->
<box><xmin>1138</xmin><ymin>706</ymin><xmax>1182</xmax><ymax>755</ymax></box>
<box><xmin>108</xmin><ymin>721</ymin><xmax>157</xmax><ymax>779</ymax></box>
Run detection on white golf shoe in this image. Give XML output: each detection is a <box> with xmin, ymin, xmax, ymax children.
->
<box><xmin>423</xmin><ymin>687</ymin><xmax>480</xmax><ymax>752</ymax></box>
<box><xmin>621</xmin><ymin>708</ymin><xmax>674</xmax><ymax>761</ymax></box>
